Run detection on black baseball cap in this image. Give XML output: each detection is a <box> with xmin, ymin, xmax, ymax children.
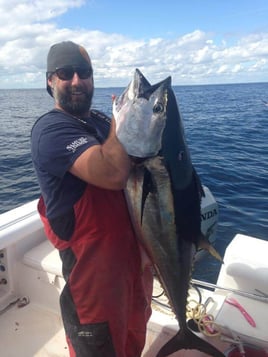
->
<box><xmin>46</xmin><ymin>41</ymin><xmax>92</xmax><ymax>96</ymax></box>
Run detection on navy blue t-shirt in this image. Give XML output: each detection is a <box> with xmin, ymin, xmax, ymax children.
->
<box><xmin>31</xmin><ymin>109</ymin><xmax>111</xmax><ymax>219</ymax></box>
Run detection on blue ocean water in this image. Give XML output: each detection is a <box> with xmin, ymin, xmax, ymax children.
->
<box><xmin>0</xmin><ymin>83</ymin><xmax>267</xmax><ymax>282</ymax></box>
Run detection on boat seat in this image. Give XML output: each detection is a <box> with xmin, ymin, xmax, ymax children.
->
<box><xmin>216</xmin><ymin>234</ymin><xmax>268</xmax><ymax>296</ymax></box>
<box><xmin>214</xmin><ymin>234</ymin><xmax>268</xmax><ymax>350</ymax></box>
<box><xmin>23</xmin><ymin>240</ymin><xmax>63</xmax><ymax>277</ymax></box>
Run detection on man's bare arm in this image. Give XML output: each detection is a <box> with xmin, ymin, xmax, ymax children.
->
<box><xmin>69</xmin><ymin>117</ymin><xmax>131</xmax><ymax>190</ymax></box>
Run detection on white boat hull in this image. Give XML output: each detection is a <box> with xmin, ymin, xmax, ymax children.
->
<box><xmin>0</xmin><ymin>190</ymin><xmax>267</xmax><ymax>357</ymax></box>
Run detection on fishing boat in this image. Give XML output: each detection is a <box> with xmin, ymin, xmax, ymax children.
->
<box><xmin>0</xmin><ymin>187</ymin><xmax>267</xmax><ymax>357</ymax></box>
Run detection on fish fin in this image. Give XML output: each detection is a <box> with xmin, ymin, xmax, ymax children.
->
<box><xmin>198</xmin><ymin>235</ymin><xmax>223</xmax><ymax>263</ymax></box>
<box><xmin>141</xmin><ymin>167</ymin><xmax>155</xmax><ymax>223</ymax></box>
<box><xmin>156</xmin><ymin>328</ymin><xmax>225</xmax><ymax>357</ymax></box>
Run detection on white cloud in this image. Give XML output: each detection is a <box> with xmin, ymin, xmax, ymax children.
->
<box><xmin>232</xmin><ymin>64</ymin><xmax>242</xmax><ymax>73</ymax></box>
<box><xmin>0</xmin><ymin>0</ymin><xmax>84</xmax><ymax>25</ymax></box>
<box><xmin>0</xmin><ymin>0</ymin><xmax>268</xmax><ymax>88</ymax></box>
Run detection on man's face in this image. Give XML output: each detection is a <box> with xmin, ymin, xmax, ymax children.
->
<box><xmin>48</xmin><ymin>66</ymin><xmax>94</xmax><ymax>118</ymax></box>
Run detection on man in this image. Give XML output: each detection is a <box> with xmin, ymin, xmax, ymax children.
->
<box><xmin>31</xmin><ymin>41</ymin><xmax>152</xmax><ymax>357</ymax></box>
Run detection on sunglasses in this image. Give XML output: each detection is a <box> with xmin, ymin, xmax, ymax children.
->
<box><xmin>53</xmin><ymin>66</ymin><xmax>93</xmax><ymax>81</ymax></box>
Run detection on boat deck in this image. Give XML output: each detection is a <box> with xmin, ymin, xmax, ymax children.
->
<box><xmin>1</xmin><ymin>302</ymin><xmax>68</xmax><ymax>357</ymax></box>
<box><xmin>0</xmin><ymin>270</ymin><xmax>224</xmax><ymax>357</ymax></box>
<box><xmin>2</xmin><ymin>300</ymin><xmax>228</xmax><ymax>357</ymax></box>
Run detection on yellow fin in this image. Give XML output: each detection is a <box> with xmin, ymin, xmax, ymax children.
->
<box><xmin>198</xmin><ymin>235</ymin><xmax>224</xmax><ymax>263</ymax></box>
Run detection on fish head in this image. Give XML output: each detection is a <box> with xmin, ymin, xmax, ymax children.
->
<box><xmin>113</xmin><ymin>68</ymin><xmax>171</xmax><ymax>158</ymax></box>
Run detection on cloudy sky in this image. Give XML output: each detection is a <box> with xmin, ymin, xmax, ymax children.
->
<box><xmin>1</xmin><ymin>0</ymin><xmax>268</xmax><ymax>89</ymax></box>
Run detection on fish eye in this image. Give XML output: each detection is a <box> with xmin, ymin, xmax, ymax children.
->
<box><xmin>153</xmin><ymin>102</ymin><xmax>164</xmax><ymax>114</ymax></box>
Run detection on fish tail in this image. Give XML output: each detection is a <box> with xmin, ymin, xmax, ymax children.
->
<box><xmin>156</xmin><ymin>328</ymin><xmax>225</xmax><ymax>357</ymax></box>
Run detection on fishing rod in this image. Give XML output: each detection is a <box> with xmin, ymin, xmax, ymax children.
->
<box><xmin>191</xmin><ymin>279</ymin><xmax>268</xmax><ymax>303</ymax></box>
